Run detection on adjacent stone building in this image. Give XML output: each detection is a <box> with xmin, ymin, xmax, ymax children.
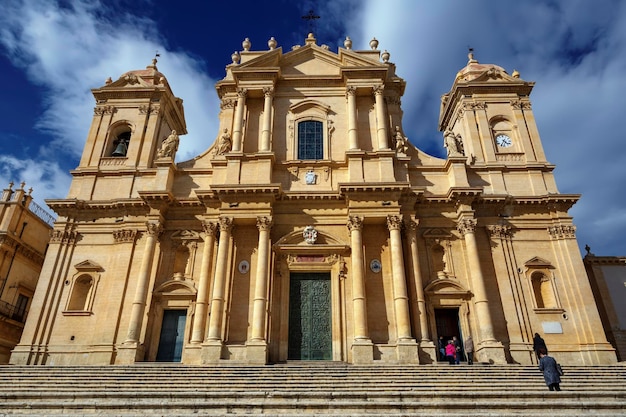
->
<box><xmin>584</xmin><ymin>248</ymin><xmax>626</xmax><ymax>361</ymax></box>
<box><xmin>0</xmin><ymin>182</ymin><xmax>53</xmax><ymax>363</ymax></box>
<box><xmin>10</xmin><ymin>34</ymin><xmax>617</xmax><ymax>366</ymax></box>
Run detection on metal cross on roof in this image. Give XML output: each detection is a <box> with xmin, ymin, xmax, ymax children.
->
<box><xmin>301</xmin><ymin>9</ymin><xmax>320</xmax><ymax>34</ymax></box>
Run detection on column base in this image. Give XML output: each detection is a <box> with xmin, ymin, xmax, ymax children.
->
<box><xmin>246</xmin><ymin>340</ymin><xmax>268</xmax><ymax>364</ymax></box>
<box><xmin>9</xmin><ymin>344</ymin><xmax>46</xmax><ymax>365</ymax></box>
<box><xmin>476</xmin><ymin>340</ymin><xmax>507</xmax><ymax>364</ymax></box>
<box><xmin>115</xmin><ymin>342</ymin><xmax>144</xmax><ymax>364</ymax></box>
<box><xmin>201</xmin><ymin>340</ymin><xmax>224</xmax><ymax>364</ymax></box>
<box><xmin>184</xmin><ymin>343</ymin><xmax>202</xmax><ymax>364</ymax></box>
<box><xmin>351</xmin><ymin>339</ymin><xmax>374</xmax><ymax>364</ymax></box>
<box><xmin>418</xmin><ymin>340</ymin><xmax>438</xmax><ymax>364</ymax></box>
<box><xmin>396</xmin><ymin>339</ymin><xmax>419</xmax><ymax>363</ymax></box>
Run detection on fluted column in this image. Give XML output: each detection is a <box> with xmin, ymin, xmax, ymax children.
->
<box><xmin>250</xmin><ymin>216</ymin><xmax>273</xmax><ymax>341</ymax></box>
<box><xmin>348</xmin><ymin>215</ymin><xmax>369</xmax><ymax>340</ymax></box>
<box><xmin>457</xmin><ymin>217</ymin><xmax>496</xmax><ymax>342</ymax></box>
<box><xmin>405</xmin><ymin>219</ymin><xmax>429</xmax><ymax>341</ymax></box>
<box><xmin>232</xmin><ymin>88</ymin><xmax>247</xmax><ymax>152</ymax></box>
<box><xmin>190</xmin><ymin>221</ymin><xmax>218</xmax><ymax>343</ymax></box>
<box><xmin>346</xmin><ymin>86</ymin><xmax>359</xmax><ymax>149</ymax></box>
<box><xmin>387</xmin><ymin>215</ymin><xmax>412</xmax><ymax>340</ymax></box>
<box><xmin>373</xmin><ymin>85</ymin><xmax>389</xmax><ymax>149</ymax></box>
<box><xmin>260</xmin><ymin>87</ymin><xmax>274</xmax><ymax>152</ymax></box>
<box><xmin>206</xmin><ymin>217</ymin><xmax>234</xmax><ymax>341</ymax></box>
<box><xmin>125</xmin><ymin>221</ymin><xmax>161</xmax><ymax>343</ymax></box>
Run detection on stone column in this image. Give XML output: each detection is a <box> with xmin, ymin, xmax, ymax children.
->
<box><xmin>373</xmin><ymin>85</ymin><xmax>389</xmax><ymax>149</ymax></box>
<box><xmin>457</xmin><ymin>217</ymin><xmax>495</xmax><ymax>342</ymax></box>
<box><xmin>405</xmin><ymin>219</ymin><xmax>429</xmax><ymax>341</ymax></box>
<box><xmin>232</xmin><ymin>88</ymin><xmax>247</xmax><ymax>152</ymax></box>
<box><xmin>387</xmin><ymin>215</ymin><xmax>412</xmax><ymax>340</ymax></box>
<box><xmin>125</xmin><ymin>220</ymin><xmax>161</xmax><ymax>343</ymax></box>
<box><xmin>206</xmin><ymin>217</ymin><xmax>233</xmax><ymax>343</ymax></box>
<box><xmin>457</xmin><ymin>216</ymin><xmax>506</xmax><ymax>363</ymax></box>
<box><xmin>250</xmin><ymin>216</ymin><xmax>272</xmax><ymax>340</ymax></box>
<box><xmin>247</xmin><ymin>216</ymin><xmax>273</xmax><ymax>364</ymax></box>
<box><xmin>346</xmin><ymin>86</ymin><xmax>359</xmax><ymax>150</ymax></box>
<box><xmin>260</xmin><ymin>87</ymin><xmax>274</xmax><ymax>152</ymax></box>
<box><xmin>388</xmin><ymin>215</ymin><xmax>419</xmax><ymax>363</ymax></box>
<box><xmin>190</xmin><ymin>221</ymin><xmax>217</xmax><ymax>344</ymax></box>
<box><xmin>347</xmin><ymin>215</ymin><xmax>373</xmax><ymax>363</ymax></box>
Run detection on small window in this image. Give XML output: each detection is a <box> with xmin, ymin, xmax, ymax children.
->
<box><xmin>12</xmin><ymin>294</ymin><xmax>29</xmax><ymax>322</ymax></box>
<box><xmin>298</xmin><ymin>121</ymin><xmax>323</xmax><ymax>160</ymax></box>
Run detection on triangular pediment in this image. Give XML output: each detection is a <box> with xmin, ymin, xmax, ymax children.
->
<box><xmin>524</xmin><ymin>257</ymin><xmax>554</xmax><ymax>268</ymax></box>
<box><xmin>281</xmin><ymin>45</ymin><xmax>343</xmax><ymax>77</ymax></box>
<box><xmin>74</xmin><ymin>260</ymin><xmax>104</xmax><ymax>272</ymax></box>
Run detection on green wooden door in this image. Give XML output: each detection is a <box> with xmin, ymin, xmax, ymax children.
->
<box><xmin>156</xmin><ymin>310</ymin><xmax>186</xmax><ymax>362</ymax></box>
<box><xmin>288</xmin><ymin>272</ymin><xmax>332</xmax><ymax>360</ymax></box>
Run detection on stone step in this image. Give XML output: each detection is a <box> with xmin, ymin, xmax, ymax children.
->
<box><xmin>1</xmin><ymin>364</ymin><xmax>625</xmax><ymax>416</ymax></box>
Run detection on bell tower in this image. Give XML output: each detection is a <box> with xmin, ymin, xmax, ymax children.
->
<box><xmin>438</xmin><ymin>51</ymin><xmax>557</xmax><ymax>196</ymax></box>
<box><xmin>69</xmin><ymin>58</ymin><xmax>187</xmax><ymax>200</ymax></box>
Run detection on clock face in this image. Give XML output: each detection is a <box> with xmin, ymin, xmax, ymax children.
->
<box><xmin>495</xmin><ymin>134</ymin><xmax>512</xmax><ymax>148</ymax></box>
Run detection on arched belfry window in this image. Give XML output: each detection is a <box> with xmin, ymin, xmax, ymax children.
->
<box><xmin>298</xmin><ymin>120</ymin><xmax>323</xmax><ymax>160</ymax></box>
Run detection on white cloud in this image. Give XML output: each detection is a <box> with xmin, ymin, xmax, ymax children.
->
<box><xmin>346</xmin><ymin>0</ymin><xmax>626</xmax><ymax>255</ymax></box>
<box><xmin>0</xmin><ymin>0</ymin><xmax>219</xmax><ymax>203</ymax></box>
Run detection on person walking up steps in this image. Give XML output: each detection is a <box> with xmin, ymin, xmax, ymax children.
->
<box><xmin>538</xmin><ymin>349</ymin><xmax>561</xmax><ymax>391</ymax></box>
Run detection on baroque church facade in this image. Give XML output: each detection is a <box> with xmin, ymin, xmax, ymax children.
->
<box><xmin>10</xmin><ymin>34</ymin><xmax>616</xmax><ymax>366</ymax></box>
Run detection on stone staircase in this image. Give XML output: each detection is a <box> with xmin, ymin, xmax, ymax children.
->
<box><xmin>1</xmin><ymin>363</ymin><xmax>625</xmax><ymax>416</ymax></box>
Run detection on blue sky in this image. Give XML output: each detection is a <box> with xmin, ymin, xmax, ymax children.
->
<box><xmin>1</xmin><ymin>0</ymin><xmax>625</xmax><ymax>257</ymax></box>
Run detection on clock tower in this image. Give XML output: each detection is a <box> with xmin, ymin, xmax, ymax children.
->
<box><xmin>438</xmin><ymin>51</ymin><xmax>557</xmax><ymax>196</ymax></box>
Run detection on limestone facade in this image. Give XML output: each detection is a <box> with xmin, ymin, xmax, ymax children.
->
<box><xmin>0</xmin><ymin>182</ymin><xmax>53</xmax><ymax>363</ymax></box>
<box><xmin>11</xmin><ymin>35</ymin><xmax>616</xmax><ymax>366</ymax></box>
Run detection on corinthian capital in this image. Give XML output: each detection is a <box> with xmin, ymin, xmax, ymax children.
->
<box><xmin>347</xmin><ymin>215</ymin><xmax>363</xmax><ymax>232</ymax></box>
<box><xmin>219</xmin><ymin>216</ymin><xmax>234</xmax><ymax>233</ymax></box>
<box><xmin>487</xmin><ymin>224</ymin><xmax>512</xmax><ymax>240</ymax></box>
<box><xmin>145</xmin><ymin>221</ymin><xmax>163</xmax><ymax>236</ymax></box>
<box><xmin>386</xmin><ymin>214</ymin><xmax>403</xmax><ymax>231</ymax></box>
<box><xmin>456</xmin><ymin>218</ymin><xmax>477</xmax><ymax>235</ymax></box>
<box><xmin>256</xmin><ymin>216</ymin><xmax>273</xmax><ymax>231</ymax></box>
<box><xmin>202</xmin><ymin>221</ymin><xmax>218</xmax><ymax>237</ymax></box>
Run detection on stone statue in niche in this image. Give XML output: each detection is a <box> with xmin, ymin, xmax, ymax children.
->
<box><xmin>215</xmin><ymin>128</ymin><xmax>232</xmax><ymax>155</ymax></box>
<box><xmin>444</xmin><ymin>129</ymin><xmax>463</xmax><ymax>157</ymax></box>
<box><xmin>157</xmin><ymin>130</ymin><xmax>179</xmax><ymax>158</ymax></box>
<box><xmin>393</xmin><ymin>126</ymin><xmax>408</xmax><ymax>155</ymax></box>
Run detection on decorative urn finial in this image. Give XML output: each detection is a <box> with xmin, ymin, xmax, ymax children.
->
<box><xmin>344</xmin><ymin>36</ymin><xmax>352</xmax><ymax>50</ymax></box>
<box><xmin>242</xmin><ymin>37</ymin><xmax>251</xmax><ymax>51</ymax></box>
<box><xmin>268</xmin><ymin>37</ymin><xmax>277</xmax><ymax>50</ymax></box>
<box><xmin>381</xmin><ymin>50</ymin><xmax>390</xmax><ymax>63</ymax></box>
<box><xmin>231</xmin><ymin>51</ymin><xmax>241</xmax><ymax>64</ymax></box>
<box><xmin>369</xmin><ymin>37</ymin><xmax>379</xmax><ymax>50</ymax></box>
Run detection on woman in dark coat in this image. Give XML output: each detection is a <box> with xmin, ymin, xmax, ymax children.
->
<box><xmin>533</xmin><ymin>333</ymin><xmax>547</xmax><ymax>360</ymax></box>
<box><xmin>538</xmin><ymin>349</ymin><xmax>561</xmax><ymax>391</ymax></box>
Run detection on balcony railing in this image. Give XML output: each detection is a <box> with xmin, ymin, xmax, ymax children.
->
<box><xmin>0</xmin><ymin>299</ymin><xmax>28</xmax><ymax>323</ymax></box>
<box><xmin>29</xmin><ymin>200</ymin><xmax>56</xmax><ymax>227</ymax></box>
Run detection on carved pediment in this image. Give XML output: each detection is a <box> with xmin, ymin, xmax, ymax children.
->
<box><xmin>524</xmin><ymin>256</ymin><xmax>555</xmax><ymax>269</ymax></box>
<box><xmin>105</xmin><ymin>72</ymin><xmax>154</xmax><ymax>88</ymax></box>
<box><xmin>74</xmin><ymin>260</ymin><xmax>104</xmax><ymax>272</ymax></box>
<box><xmin>424</xmin><ymin>278</ymin><xmax>470</xmax><ymax>295</ymax></box>
<box><xmin>171</xmin><ymin>230</ymin><xmax>201</xmax><ymax>241</ymax></box>
<box><xmin>466</xmin><ymin>67</ymin><xmax>520</xmax><ymax>84</ymax></box>
<box><xmin>154</xmin><ymin>278</ymin><xmax>197</xmax><ymax>295</ymax></box>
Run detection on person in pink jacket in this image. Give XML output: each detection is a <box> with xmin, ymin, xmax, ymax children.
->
<box><xmin>445</xmin><ymin>340</ymin><xmax>457</xmax><ymax>365</ymax></box>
